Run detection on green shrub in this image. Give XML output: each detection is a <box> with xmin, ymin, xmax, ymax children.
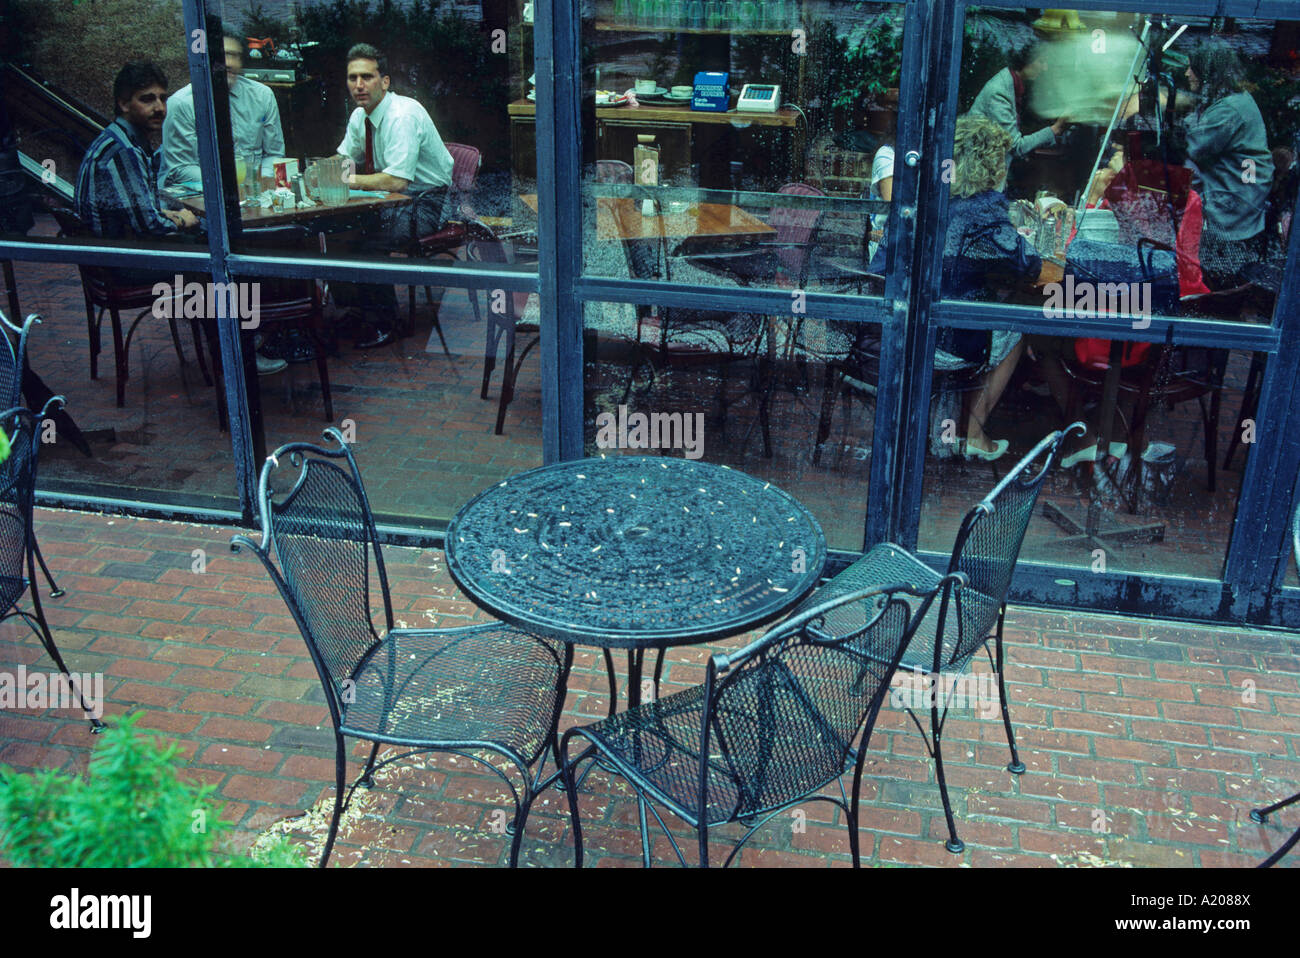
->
<box><xmin>0</xmin><ymin>712</ymin><xmax>305</xmax><ymax>867</ymax></box>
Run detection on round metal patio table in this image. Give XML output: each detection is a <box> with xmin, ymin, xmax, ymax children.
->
<box><xmin>443</xmin><ymin>454</ymin><xmax>828</xmax><ymax>711</ymax></box>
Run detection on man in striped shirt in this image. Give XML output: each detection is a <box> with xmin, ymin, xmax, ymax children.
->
<box><xmin>73</xmin><ymin>63</ymin><xmax>288</xmax><ymax>375</ymax></box>
<box><xmin>74</xmin><ymin>61</ymin><xmax>200</xmax><ymax>242</ymax></box>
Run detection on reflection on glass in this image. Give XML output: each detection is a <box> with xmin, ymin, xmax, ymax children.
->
<box><xmin>919</xmin><ymin>334</ymin><xmax>1261</xmax><ymax>581</ymax></box>
<box><xmin>251</xmin><ymin>261</ymin><xmax>542</xmax><ymax>525</ymax></box>
<box><xmin>952</xmin><ymin>8</ymin><xmax>1296</xmax><ymax>324</ymax></box>
<box><xmin>580</xmin><ymin>1</ymin><xmax>905</xmax><ymax>291</ymax></box>
<box><xmin>583</xmin><ymin>301</ymin><xmax>876</xmax><ymax>551</ymax></box>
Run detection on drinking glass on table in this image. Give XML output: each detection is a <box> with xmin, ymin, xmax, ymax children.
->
<box><xmin>238</xmin><ymin>152</ymin><xmax>263</xmax><ymax>203</ymax></box>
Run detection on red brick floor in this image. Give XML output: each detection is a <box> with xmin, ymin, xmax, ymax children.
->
<box><xmin>2</xmin><ymin>507</ymin><xmax>1297</xmax><ymax>867</ymax></box>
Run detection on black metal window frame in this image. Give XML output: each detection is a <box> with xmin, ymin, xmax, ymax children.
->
<box><xmin>1</xmin><ymin>0</ymin><xmax>1297</xmax><ymax>627</ymax></box>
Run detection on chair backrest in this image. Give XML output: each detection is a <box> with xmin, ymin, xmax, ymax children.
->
<box><xmin>0</xmin><ymin>400</ymin><xmax>61</xmax><ymax>587</ymax></box>
<box><xmin>940</xmin><ymin>423</ymin><xmax>1083</xmax><ymax>667</ymax></box>
<box><xmin>700</xmin><ymin>580</ymin><xmax>951</xmax><ymax>819</ymax></box>
<box><xmin>0</xmin><ymin>312</ymin><xmax>34</xmax><ymax>410</ymax></box>
<box><xmin>770</xmin><ymin>182</ymin><xmax>825</xmax><ymax>282</ymax></box>
<box><xmin>231</xmin><ymin>429</ymin><xmax>392</xmax><ymax>725</ymax></box>
<box><xmin>444</xmin><ymin>143</ymin><xmax>481</xmax><ymax>194</ymax></box>
<box><xmin>464</xmin><ymin>220</ymin><xmax>529</xmax><ymax>317</ymax></box>
<box><xmin>596</xmin><ymin>159</ymin><xmax>634</xmax><ymax>184</ymax></box>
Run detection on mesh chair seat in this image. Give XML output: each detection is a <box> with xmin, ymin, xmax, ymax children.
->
<box><xmin>575</xmin><ymin>643</ymin><xmax>893</xmax><ymax>827</ymax></box>
<box><xmin>0</xmin><ymin>572</ymin><xmax>25</xmax><ymax>611</ymax></box>
<box><xmin>561</xmin><ymin>583</ymin><xmax>942</xmax><ymax>866</ymax></box>
<box><xmin>341</xmin><ymin>623</ymin><xmax>567</xmax><ymax>762</ymax></box>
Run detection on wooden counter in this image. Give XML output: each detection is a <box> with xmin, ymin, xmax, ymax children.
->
<box><xmin>508</xmin><ymin>99</ymin><xmax>800</xmax><ymax>128</ymax></box>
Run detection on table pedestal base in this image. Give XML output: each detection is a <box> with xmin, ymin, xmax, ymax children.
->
<box><xmin>1042</xmin><ymin>500</ymin><xmax>1165</xmax><ymax>553</ymax></box>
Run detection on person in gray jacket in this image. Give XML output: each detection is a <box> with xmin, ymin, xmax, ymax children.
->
<box><xmin>160</xmin><ymin>31</ymin><xmax>284</xmax><ymax>188</ymax></box>
<box><xmin>969</xmin><ymin>44</ymin><xmax>1069</xmax><ymax>162</ymax></box>
<box><xmin>1180</xmin><ymin>38</ymin><xmax>1273</xmax><ymax>289</ymax></box>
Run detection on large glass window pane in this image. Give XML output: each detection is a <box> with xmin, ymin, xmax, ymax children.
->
<box><xmin>250</xmin><ymin>263</ymin><xmax>542</xmax><ymax>526</ymax></box>
<box><xmin>3</xmin><ymin>0</ymin><xmax>207</xmax><ymax>254</ymax></box>
<box><xmin>7</xmin><ymin>254</ymin><xmax>237</xmax><ymax>509</ymax></box>
<box><xmin>917</xmin><ymin>332</ymin><xmax>1262</xmax><ymax>581</ymax></box>
<box><xmin>579</xmin><ymin>1</ymin><xmax>906</xmax><ymax>293</ymax></box>
<box><xmin>583</xmin><ymin>299</ymin><xmax>876</xmax><ymax>551</ymax></box>
<box><xmin>206</xmin><ymin>1</ymin><xmax>536</xmax><ymax>271</ymax></box>
<box><xmin>949</xmin><ymin>8</ymin><xmax>1297</xmax><ymax>324</ymax></box>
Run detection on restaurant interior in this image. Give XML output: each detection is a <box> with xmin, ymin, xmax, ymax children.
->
<box><xmin>2</xmin><ymin>1</ymin><xmax>1298</xmax><ymax>592</ymax></box>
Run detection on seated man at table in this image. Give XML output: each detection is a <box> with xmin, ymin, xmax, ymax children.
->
<box><xmin>76</xmin><ymin>62</ymin><xmax>286</xmax><ymax>376</ymax></box>
<box><xmin>160</xmin><ymin>31</ymin><xmax>285</xmax><ymax>188</ymax></box>
<box><xmin>75</xmin><ymin>61</ymin><xmax>201</xmax><ymax>246</ymax></box>
<box><xmin>331</xmin><ymin>43</ymin><xmax>453</xmax><ymax>349</ymax></box>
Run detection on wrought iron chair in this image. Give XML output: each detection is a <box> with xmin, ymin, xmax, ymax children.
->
<box><xmin>228</xmin><ymin>225</ymin><xmax>335</xmax><ymax>425</ymax></box>
<box><xmin>612</xmin><ymin>184</ymin><xmax>765</xmax><ymax>446</ymax></box>
<box><xmin>559</xmin><ymin>580</ymin><xmax>956</xmax><ymax>867</ymax></box>
<box><xmin>1249</xmin><ymin>498</ymin><xmax>1300</xmax><ymax>868</ymax></box>
<box><xmin>790</xmin><ymin>424</ymin><xmax>1083</xmax><ymax>853</ymax></box>
<box><xmin>0</xmin><ymin>312</ymin><xmax>61</xmax><ymax>598</ymax></box>
<box><xmin>0</xmin><ymin>400</ymin><xmax>103</xmax><ymax>731</ymax></box>
<box><xmin>231</xmin><ymin>429</ymin><xmax>572</xmax><ymax>867</ymax></box>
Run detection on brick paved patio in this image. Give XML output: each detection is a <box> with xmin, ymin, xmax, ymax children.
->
<box><xmin>2</xmin><ymin>506</ymin><xmax>1297</xmax><ymax>867</ymax></box>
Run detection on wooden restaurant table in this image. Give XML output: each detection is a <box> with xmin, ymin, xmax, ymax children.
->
<box><xmin>177</xmin><ymin>189</ymin><xmax>409</xmax><ymax>228</ymax></box>
<box><xmin>518</xmin><ymin>192</ymin><xmax>776</xmax><ymax>244</ymax></box>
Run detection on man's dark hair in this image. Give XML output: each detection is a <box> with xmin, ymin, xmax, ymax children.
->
<box><xmin>112</xmin><ymin>61</ymin><xmax>168</xmax><ymax>115</ymax></box>
<box><xmin>1008</xmin><ymin>42</ymin><xmax>1048</xmax><ymax>74</ymax></box>
<box><xmin>346</xmin><ymin>43</ymin><xmax>387</xmax><ymax>77</ymax></box>
<box><xmin>222</xmin><ymin>29</ymin><xmax>248</xmax><ymax>57</ymax></box>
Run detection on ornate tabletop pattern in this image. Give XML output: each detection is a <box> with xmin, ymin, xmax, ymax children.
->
<box><xmin>444</xmin><ymin>456</ymin><xmax>827</xmax><ymax>648</ymax></box>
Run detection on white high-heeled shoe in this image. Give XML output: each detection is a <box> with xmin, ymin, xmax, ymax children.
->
<box><xmin>960</xmin><ymin>438</ymin><xmax>1010</xmax><ymax>461</ymax></box>
<box><xmin>1062</xmin><ymin>442</ymin><xmax>1128</xmax><ymax>468</ymax></box>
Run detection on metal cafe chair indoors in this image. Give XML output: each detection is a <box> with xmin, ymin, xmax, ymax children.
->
<box><xmin>464</xmin><ymin>219</ymin><xmax>538</xmax><ymax>435</ymax></box>
<box><xmin>407</xmin><ymin>141</ymin><xmax>483</xmax><ymax>350</ymax></box>
<box><xmin>231</xmin><ymin>429</ymin><xmax>572</xmax><ymax>867</ymax></box>
<box><xmin>788</xmin><ymin>424</ymin><xmax>1083</xmax><ymax>853</ymax></box>
<box><xmin>559</xmin><ymin>580</ymin><xmax>958</xmax><ymax>868</ymax></box>
<box><xmin>0</xmin><ymin>400</ymin><xmax>102</xmax><ymax>731</ymax></box>
<box><xmin>1248</xmin><ymin>498</ymin><xmax>1300</xmax><ymax>868</ymax></box>
<box><xmin>0</xmin><ymin>312</ymin><xmax>63</xmax><ymax>599</ymax></box>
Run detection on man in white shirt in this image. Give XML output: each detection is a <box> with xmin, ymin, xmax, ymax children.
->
<box><xmin>337</xmin><ymin>44</ymin><xmax>453</xmax><ymax>194</ymax></box>
<box><xmin>332</xmin><ymin>43</ymin><xmax>453</xmax><ymax>348</ymax></box>
<box><xmin>160</xmin><ymin>32</ymin><xmax>284</xmax><ymax>188</ymax></box>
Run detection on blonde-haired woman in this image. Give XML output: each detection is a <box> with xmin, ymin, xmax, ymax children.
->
<box><xmin>935</xmin><ymin>114</ymin><xmax>1041</xmax><ymax>460</ymax></box>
